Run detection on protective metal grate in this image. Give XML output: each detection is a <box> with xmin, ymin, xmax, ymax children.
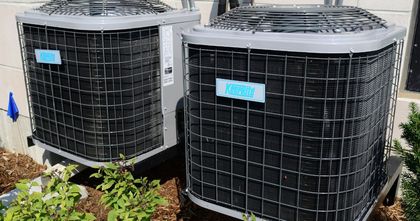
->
<box><xmin>35</xmin><ymin>0</ymin><xmax>174</xmax><ymax>16</ymax></box>
<box><xmin>208</xmin><ymin>5</ymin><xmax>387</xmax><ymax>33</ymax></box>
<box><xmin>184</xmin><ymin>42</ymin><xmax>403</xmax><ymax>220</ymax></box>
<box><xmin>18</xmin><ymin>23</ymin><xmax>163</xmax><ymax>162</ymax></box>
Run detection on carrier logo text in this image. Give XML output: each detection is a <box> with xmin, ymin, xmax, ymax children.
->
<box><xmin>216</xmin><ymin>78</ymin><xmax>265</xmax><ymax>103</ymax></box>
<box><xmin>35</xmin><ymin>49</ymin><xmax>62</xmax><ymax>65</ymax></box>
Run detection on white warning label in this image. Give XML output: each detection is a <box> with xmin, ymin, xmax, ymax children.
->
<box><xmin>161</xmin><ymin>25</ymin><xmax>174</xmax><ymax>86</ymax></box>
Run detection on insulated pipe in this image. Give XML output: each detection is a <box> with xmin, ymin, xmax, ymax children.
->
<box><xmin>217</xmin><ymin>0</ymin><xmax>227</xmax><ymax>15</ymax></box>
<box><xmin>230</xmin><ymin>0</ymin><xmax>240</xmax><ymax>9</ymax></box>
<box><xmin>218</xmin><ymin>0</ymin><xmax>240</xmax><ymax>16</ymax></box>
<box><xmin>182</xmin><ymin>0</ymin><xmax>197</xmax><ymax>11</ymax></box>
<box><xmin>335</xmin><ymin>0</ymin><xmax>343</xmax><ymax>6</ymax></box>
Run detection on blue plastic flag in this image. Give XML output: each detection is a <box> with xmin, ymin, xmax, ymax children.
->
<box><xmin>7</xmin><ymin>92</ymin><xmax>19</xmax><ymax>122</ymax></box>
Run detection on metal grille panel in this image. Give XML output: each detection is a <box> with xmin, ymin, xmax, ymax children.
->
<box><xmin>35</xmin><ymin>0</ymin><xmax>173</xmax><ymax>16</ymax></box>
<box><xmin>184</xmin><ymin>42</ymin><xmax>403</xmax><ymax>220</ymax></box>
<box><xmin>208</xmin><ymin>5</ymin><xmax>387</xmax><ymax>33</ymax></box>
<box><xmin>18</xmin><ymin>23</ymin><xmax>163</xmax><ymax>162</ymax></box>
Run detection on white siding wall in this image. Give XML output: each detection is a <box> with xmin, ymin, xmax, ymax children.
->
<box><xmin>0</xmin><ymin>0</ymin><xmax>417</xmax><ymax>165</ymax></box>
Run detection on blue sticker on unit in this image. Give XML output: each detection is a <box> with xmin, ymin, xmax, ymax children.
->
<box><xmin>35</xmin><ymin>49</ymin><xmax>62</xmax><ymax>64</ymax></box>
<box><xmin>216</xmin><ymin>78</ymin><xmax>265</xmax><ymax>103</ymax></box>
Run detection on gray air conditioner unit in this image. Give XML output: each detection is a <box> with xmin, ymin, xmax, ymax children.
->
<box><xmin>16</xmin><ymin>0</ymin><xmax>200</xmax><ymax>166</ymax></box>
<box><xmin>183</xmin><ymin>5</ymin><xmax>405</xmax><ymax>221</ymax></box>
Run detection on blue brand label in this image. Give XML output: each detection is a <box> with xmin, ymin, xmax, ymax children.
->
<box><xmin>35</xmin><ymin>49</ymin><xmax>62</xmax><ymax>64</ymax></box>
<box><xmin>216</xmin><ymin>78</ymin><xmax>265</xmax><ymax>103</ymax></box>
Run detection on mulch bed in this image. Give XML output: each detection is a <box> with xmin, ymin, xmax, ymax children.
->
<box><xmin>75</xmin><ymin>186</ymin><xmax>109</xmax><ymax>221</ymax></box>
<box><xmin>0</xmin><ymin>148</ymin><xmax>46</xmax><ymax>195</ymax></box>
<box><xmin>371</xmin><ymin>198</ymin><xmax>406</xmax><ymax>221</ymax></box>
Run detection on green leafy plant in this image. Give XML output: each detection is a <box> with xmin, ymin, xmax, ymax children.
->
<box><xmin>0</xmin><ymin>201</ymin><xmax>5</xmax><ymax>221</ymax></box>
<box><xmin>3</xmin><ymin>165</ymin><xmax>95</xmax><ymax>221</ymax></box>
<box><xmin>91</xmin><ymin>154</ymin><xmax>166</xmax><ymax>221</ymax></box>
<box><xmin>242</xmin><ymin>212</ymin><xmax>257</xmax><ymax>221</ymax></box>
<box><xmin>3</xmin><ymin>179</ymin><xmax>47</xmax><ymax>221</ymax></box>
<box><xmin>393</xmin><ymin>102</ymin><xmax>420</xmax><ymax>221</ymax></box>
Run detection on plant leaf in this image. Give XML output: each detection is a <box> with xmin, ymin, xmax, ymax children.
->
<box><xmin>107</xmin><ymin>210</ymin><xmax>118</xmax><ymax>221</ymax></box>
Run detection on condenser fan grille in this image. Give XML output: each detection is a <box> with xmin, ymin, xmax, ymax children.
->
<box><xmin>35</xmin><ymin>0</ymin><xmax>174</xmax><ymax>16</ymax></box>
<box><xmin>208</xmin><ymin>5</ymin><xmax>387</xmax><ymax>33</ymax></box>
<box><xmin>184</xmin><ymin>42</ymin><xmax>403</xmax><ymax>220</ymax></box>
<box><xmin>19</xmin><ymin>24</ymin><xmax>163</xmax><ymax>161</ymax></box>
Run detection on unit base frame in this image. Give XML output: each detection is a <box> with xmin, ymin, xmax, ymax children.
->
<box><xmin>186</xmin><ymin>156</ymin><xmax>403</xmax><ymax>221</ymax></box>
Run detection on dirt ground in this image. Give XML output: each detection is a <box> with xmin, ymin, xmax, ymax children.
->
<box><xmin>75</xmin><ymin>186</ymin><xmax>110</xmax><ymax>221</ymax></box>
<box><xmin>0</xmin><ymin>148</ymin><xmax>46</xmax><ymax>195</ymax></box>
<box><xmin>370</xmin><ymin>198</ymin><xmax>406</xmax><ymax>221</ymax></box>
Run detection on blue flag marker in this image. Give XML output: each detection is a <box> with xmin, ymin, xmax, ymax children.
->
<box><xmin>7</xmin><ymin>92</ymin><xmax>19</xmax><ymax>122</ymax></box>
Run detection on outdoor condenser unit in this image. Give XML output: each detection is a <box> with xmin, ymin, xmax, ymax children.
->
<box><xmin>16</xmin><ymin>0</ymin><xmax>200</xmax><ymax>166</ymax></box>
<box><xmin>183</xmin><ymin>5</ymin><xmax>405</xmax><ymax>221</ymax></box>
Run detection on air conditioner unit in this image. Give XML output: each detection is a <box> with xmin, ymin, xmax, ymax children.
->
<box><xmin>183</xmin><ymin>5</ymin><xmax>405</xmax><ymax>221</ymax></box>
<box><xmin>16</xmin><ymin>0</ymin><xmax>200</xmax><ymax>166</ymax></box>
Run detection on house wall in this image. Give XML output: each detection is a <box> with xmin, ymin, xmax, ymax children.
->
<box><xmin>0</xmin><ymin>1</ymin><xmax>58</xmax><ymax>165</ymax></box>
<box><xmin>0</xmin><ymin>0</ymin><xmax>418</xmax><ymax>165</ymax></box>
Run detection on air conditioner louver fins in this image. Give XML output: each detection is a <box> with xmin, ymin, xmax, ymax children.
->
<box><xmin>22</xmin><ymin>24</ymin><xmax>163</xmax><ymax>161</ymax></box>
<box><xmin>183</xmin><ymin>5</ymin><xmax>405</xmax><ymax>221</ymax></box>
<box><xmin>17</xmin><ymin>0</ymin><xmax>200</xmax><ymax>165</ymax></box>
<box><xmin>36</xmin><ymin>0</ymin><xmax>173</xmax><ymax>16</ymax></box>
<box><xmin>207</xmin><ymin>5</ymin><xmax>386</xmax><ymax>33</ymax></box>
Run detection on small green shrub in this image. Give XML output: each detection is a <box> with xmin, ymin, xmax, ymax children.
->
<box><xmin>0</xmin><ymin>201</ymin><xmax>5</xmax><ymax>221</ymax></box>
<box><xmin>3</xmin><ymin>165</ymin><xmax>95</xmax><ymax>221</ymax></box>
<box><xmin>242</xmin><ymin>212</ymin><xmax>257</xmax><ymax>221</ymax></box>
<box><xmin>393</xmin><ymin>102</ymin><xmax>420</xmax><ymax>221</ymax></box>
<box><xmin>4</xmin><ymin>180</ymin><xmax>47</xmax><ymax>221</ymax></box>
<box><xmin>91</xmin><ymin>154</ymin><xmax>166</xmax><ymax>221</ymax></box>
